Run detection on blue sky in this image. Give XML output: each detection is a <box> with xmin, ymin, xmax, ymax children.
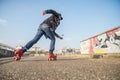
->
<box><xmin>0</xmin><ymin>0</ymin><xmax>120</xmax><ymax>50</ymax></box>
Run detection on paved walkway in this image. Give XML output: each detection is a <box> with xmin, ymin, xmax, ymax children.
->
<box><xmin>0</xmin><ymin>56</ymin><xmax>120</xmax><ymax>80</ymax></box>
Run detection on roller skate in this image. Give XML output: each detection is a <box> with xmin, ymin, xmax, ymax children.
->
<box><xmin>13</xmin><ymin>47</ymin><xmax>23</xmax><ymax>61</ymax></box>
<box><xmin>48</xmin><ymin>54</ymin><xmax>57</xmax><ymax>61</ymax></box>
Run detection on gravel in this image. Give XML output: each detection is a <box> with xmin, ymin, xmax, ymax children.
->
<box><xmin>0</xmin><ymin>56</ymin><xmax>120</xmax><ymax>80</ymax></box>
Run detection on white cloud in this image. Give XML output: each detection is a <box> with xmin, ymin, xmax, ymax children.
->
<box><xmin>0</xmin><ymin>18</ymin><xmax>7</xmax><ymax>26</ymax></box>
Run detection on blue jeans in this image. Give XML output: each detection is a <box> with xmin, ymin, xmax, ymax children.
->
<box><xmin>22</xmin><ymin>24</ymin><xmax>56</xmax><ymax>54</ymax></box>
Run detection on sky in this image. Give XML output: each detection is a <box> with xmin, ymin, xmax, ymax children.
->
<box><xmin>0</xmin><ymin>0</ymin><xmax>120</xmax><ymax>50</ymax></box>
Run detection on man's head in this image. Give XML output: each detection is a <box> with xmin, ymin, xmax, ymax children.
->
<box><xmin>58</xmin><ymin>14</ymin><xmax>63</xmax><ymax>20</ymax></box>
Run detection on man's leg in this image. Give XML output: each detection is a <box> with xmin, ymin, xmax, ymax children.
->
<box><xmin>40</xmin><ymin>24</ymin><xmax>57</xmax><ymax>60</ymax></box>
<box><xmin>43</xmin><ymin>27</ymin><xmax>56</xmax><ymax>53</ymax></box>
<box><xmin>49</xmin><ymin>35</ymin><xmax>56</xmax><ymax>54</ymax></box>
<box><xmin>22</xmin><ymin>29</ymin><xmax>44</xmax><ymax>53</ymax></box>
<box><xmin>44</xmin><ymin>28</ymin><xmax>57</xmax><ymax>61</ymax></box>
<box><xmin>14</xmin><ymin>30</ymin><xmax>44</xmax><ymax>61</ymax></box>
<box><xmin>13</xmin><ymin>26</ymin><xmax>44</xmax><ymax>61</ymax></box>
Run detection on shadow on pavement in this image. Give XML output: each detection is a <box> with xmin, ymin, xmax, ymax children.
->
<box><xmin>0</xmin><ymin>59</ymin><xmax>14</xmax><ymax>65</ymax></box>
<box><xmin>20</xmin><ymin>57</ymin><xmax>84</xmax><ymax>62</ymax></box>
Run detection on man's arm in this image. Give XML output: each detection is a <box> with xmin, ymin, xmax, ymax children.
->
<box><xmin>54</xmin><ymin>31</ymin><xmax>63</xmax><ymax>39</ymax></box>
<box><xmin>42</xmin><ymin>9</ymin><xmax>60</xmax><ymax>18</ymax></box>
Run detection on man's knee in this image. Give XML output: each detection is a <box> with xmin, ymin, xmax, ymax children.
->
<box><xmin>51</xmin><ymin>37</ymin><xmax>56</xmax><ymax>41</ymax></box>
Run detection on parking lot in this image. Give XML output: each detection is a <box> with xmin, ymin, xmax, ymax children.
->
<box><xmin>0</xmin><ymin>56</ymin><xmax>120</xmax><ymax>80</ymax></box>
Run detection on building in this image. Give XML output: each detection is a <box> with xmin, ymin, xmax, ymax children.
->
<box><xmin>0</xmin><ymin>43</ymin><xmax>15</xmax><ymax>57</ymax></box>
<box><xmin>54</xmin><ymin>46</ymin><xmax>81</xmax><ymax>55</ymax></box>
<box><xmin>80</xmin><ymin>26</ymin><xmax>120</xmax><ymax>55</ymax></box>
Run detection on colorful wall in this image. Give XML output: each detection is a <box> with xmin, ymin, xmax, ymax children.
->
<box><xmin>80</xmin><ymin>26</ymin><xmax>120</xmax><ymax>54</ymax></box>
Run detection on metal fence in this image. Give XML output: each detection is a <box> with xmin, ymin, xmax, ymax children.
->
<box><xmin>0</xmin><ymin>48</ymin><xmax>14</xmax><ymax>58</ymax></box>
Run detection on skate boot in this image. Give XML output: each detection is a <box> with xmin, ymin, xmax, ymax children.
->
<box><xmin>48</xmin><ymin>54</ymin><xmax>57</xmax><ymax>61</ymax></box>
<box><xmin>13</xmin><ymin>47</ymin><xmax>23</xmax><ymax>61</ymax></box>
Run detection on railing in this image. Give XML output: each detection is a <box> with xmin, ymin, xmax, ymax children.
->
<box><xmin>0</xmin><ymin>48</ymin><xmax>15</xmax><ymax>58</ymax></box>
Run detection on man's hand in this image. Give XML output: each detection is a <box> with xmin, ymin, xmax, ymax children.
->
<box><xmin>60</xmin><ymin>37</ymin><xmax>63</xmax><ymax>40</ymax></box>
<box><xmin>42</xmin><ymin>10</ymin><xmax>46</xmax><ymax>15</ymax></box>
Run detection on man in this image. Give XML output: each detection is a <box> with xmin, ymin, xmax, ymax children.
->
<box><xmin>13</xmin><ymin>9</ymin><xmax>63</xmax><ymax>61</ymax></box>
